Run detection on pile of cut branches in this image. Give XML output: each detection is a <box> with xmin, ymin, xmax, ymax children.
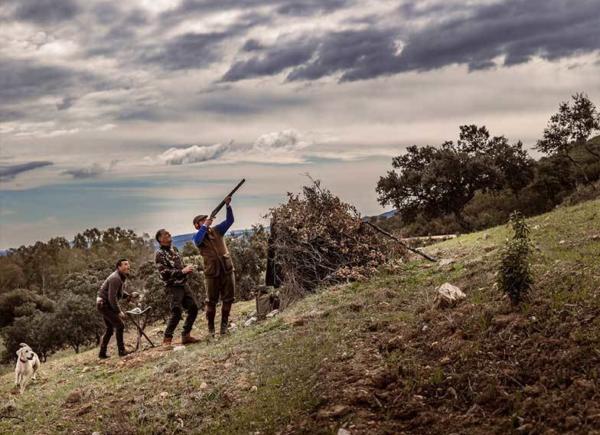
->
<box><xmin>269</xmin><ymin>180</ymin><xmax>386</xmax><ymax>298</ymax></box>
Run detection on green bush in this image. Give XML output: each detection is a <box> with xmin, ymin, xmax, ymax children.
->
<box><xmin>497</xmin><ymin>212</ymin><xmax>534</xmax><ymax>305</ymax></box>
<box><xmin>1</xmin><ymin>311</ymin><xmax>59</xmax><ymax>362</ymax></box>
<box><xmin>54</xmin><ymin>294</ymin><xmax>103</xmax><ymax>353</ymax></box>
<box><xmin>0</xmin><ymin>288</ymin><xmax>55</xmax><ymax>328</ymax></box>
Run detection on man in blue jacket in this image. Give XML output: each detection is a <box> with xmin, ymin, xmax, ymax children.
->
<box><xmin>192</xmin><ymin>196</ymin><xmax>236</xmax><ymax>337</ymax></box>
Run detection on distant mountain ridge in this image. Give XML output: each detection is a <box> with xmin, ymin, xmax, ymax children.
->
<box><xmin>377</xmin><ymin>209</ymin><xmax>397</xmax><ymax>219</ymax></box>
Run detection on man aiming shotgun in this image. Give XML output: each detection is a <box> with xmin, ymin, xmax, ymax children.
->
<box><xmin>193</xmin><ymin>179</ymin><xmax>245</xmax><ymax>337</ymax></box>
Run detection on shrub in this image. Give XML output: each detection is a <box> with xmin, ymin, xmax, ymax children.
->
<box><xmin>497</xmin><ymin>211</ymin><xmax>534</xmax><ymax>305</ymax></box>
<box><xmin>560</xmin><ymin>180</ymin><xmax>600</xmax><ymax>207</ymax></box>
<box><xmin>0</xmin><ymin>288</ymin><xmax>55</xmax><ymax>328</ymax></box>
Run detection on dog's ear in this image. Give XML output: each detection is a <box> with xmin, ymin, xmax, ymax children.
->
<box><xmin>19</xmin><ymin>343</ymin><xmax>28</xmax><ymax>348</ymax></box>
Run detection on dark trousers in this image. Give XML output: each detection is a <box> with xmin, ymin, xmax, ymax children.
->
<box><xmin>164</xmin><ymin>285</ymin><xmax>198</xmax><ymax>338</ymax></box>
<box><xmin>97</xmin><ymin>304</ymin><xmax>125</xmax><ymax>355</ymax></box>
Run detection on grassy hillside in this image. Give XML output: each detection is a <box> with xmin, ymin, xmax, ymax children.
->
<box><xmin>1</xmin><ymin>199</ymin><xmax>599</xmax><ymax>434</ymax></box>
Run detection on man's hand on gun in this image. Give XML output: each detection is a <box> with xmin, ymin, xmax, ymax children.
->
<box><xmin>182</xmin><ymin>265</ymin><xmax>195</xmax><ymax>274</ymax></box>
<box><xmin>224</xmin><ymin>195</ymin><xmax>232</xmax><ymax>206</ymax></box>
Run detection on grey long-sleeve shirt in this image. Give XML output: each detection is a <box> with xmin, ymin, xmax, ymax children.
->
<box><xmin>98</xmin><ymin>270</ymin><xmax>129</xmax><ymax>313</ymax></box>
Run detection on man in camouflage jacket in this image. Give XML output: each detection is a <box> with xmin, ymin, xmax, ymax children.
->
<box><xmin>155</xmin><ymin>229</ymin><xmax>200</xmax><ymax>345</ymax></box>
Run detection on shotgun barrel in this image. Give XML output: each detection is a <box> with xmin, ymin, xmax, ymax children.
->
<box><xmin>210</xmin><ymin>178</ymin><xmax>246</xmax><ymax>219</ymax></box>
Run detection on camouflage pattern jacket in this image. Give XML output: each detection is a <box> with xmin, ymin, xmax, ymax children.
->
<box><xmin>155</xmin><ymin>245</ymin><xmax>187</xmax><ymax>287</ymax></box>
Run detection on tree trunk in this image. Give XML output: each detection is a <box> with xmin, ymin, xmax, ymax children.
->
<box><xmin>454</xmin><ymin>210</ymin><xmax>471</xmax><ymax>231</ymax></box>
<box><xmin>566</xmin><ymin>153</ymin><xmax>592</xmax><ymax>185</ymax></box>
<box><xmin>584</xmin><ymin>144</ymin><xmax>600</xmax><ymax>161</ymax></box>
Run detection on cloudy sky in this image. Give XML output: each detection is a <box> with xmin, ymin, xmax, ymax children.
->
<box><xmin>1</xmin><ymin>0</ymin><xmax>599</xmax><ymax>248</ymax></box>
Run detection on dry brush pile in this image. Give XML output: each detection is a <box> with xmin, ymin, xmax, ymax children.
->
<box><xmin>269</xmin><ymin>180</ymin><xmax>389</xmax><ymax>300</ymax></box>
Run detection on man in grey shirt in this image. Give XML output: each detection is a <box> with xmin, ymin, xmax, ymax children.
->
<box><xmin>96</xmin><ymin>258</ymin><xmax>132</xmax><ymax>358</ymax></box>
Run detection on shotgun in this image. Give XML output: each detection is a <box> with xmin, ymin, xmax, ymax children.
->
<box><xmin>210</xmin><ymin>179</ymin><xmax>246</xmax><ymax>219</ymax></box>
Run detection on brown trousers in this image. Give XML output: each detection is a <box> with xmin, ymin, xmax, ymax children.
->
<box><xmin>205</xmin><ymin>272</ymin><xmax>235</xmax><ymax>305</ymax></box>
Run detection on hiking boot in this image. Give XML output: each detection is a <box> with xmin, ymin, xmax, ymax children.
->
<box><xmin>181</xmin><ymin>334</ymin><xmax>200</xmax><ymax>345</ymax></box>
<box><xmin>98</xmin><ymin>352</ymin><xmax>109</xmax><ymax>359</ymax></box>
<box><xmin>118</xmin><ymin>350</ymin><xmax>131</xmax><ymax>357</ymax></box>
<box><xmin>162</xmin><ymin>337</ymin><xmax>173</xmax><ymax>346</ymax></box>
<box><xmin>220</xmin><ymin>322</ymin><xmax>229</xmax><ymax>336</ymax></box>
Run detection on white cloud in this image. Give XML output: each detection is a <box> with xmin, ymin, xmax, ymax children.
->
<box><xmin>252</xmin><ymin>129</ymin><xmax>310</xmax><ymax>152</ymax></box>
<box><xmin>155</xmin><ymin>143</ymin><xmax>229</xmax><ymax>165</ymax></box>
<box><xmin>147</xmin><ymin>130</ymin><xmax>316</xmax><ymax>166</ymax></box>
<box><xmin>219</xmin><ymin>129</ymin><xmax>317</xmax><ymax>164</ymax></box>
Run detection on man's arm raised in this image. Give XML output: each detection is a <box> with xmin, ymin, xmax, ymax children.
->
<box><xmin>214</xmin><ymin>197</ymin><xmax>234</xmax><ymax>236</ymax></box>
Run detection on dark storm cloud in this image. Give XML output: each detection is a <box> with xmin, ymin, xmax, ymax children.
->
<box><xmin>276</xmin><ymin>0</ymin><xmax>353</xmax><ymax>16</ymax></box>
<box><xmin>395</xmin><ymin>0</ymin><xmax>600</xmax><ymax>73</ymax></box>
<box><xmin>8</xmin><ymin>0</ymin><xmax>80</xmax><ymax>25</ymax></box>
<box><xmin>0</xmin><ymin>162</ymin><xmax>53</xmax><ymax>181</ymax></box>
<box><xmin>223</xmin><ymin>29</ymin><xmax>396</xmax><ymax>82</ymax></box>
<box><xmin>0</xmin><ymin>58</ymin><xmax>102</xmax><ymax>104</ymax></box>
<box><xmin>91</xmin><ymin>2</ymin><xmax>121</xmax><ymax>25</ymax></box>
<box><xmin>287</xmin><ymin>29</ymin><xmax>398</xmax><ymax>82</ymax></box>
<box><xmin>84</xmin><ymin>6</ymin><xmax>151</xmax><ymax>59</ymax></box>
<box><xmin>242</xmin><ymin>39</ymin><xmax>265</xmax><ymax>52</ymax></box>
<box><xmin>161</xmin><ymin>0</ymin><xmax>266</xmax><ymax>17</ymax></box>
<box><xmin>222</xmin><ymin>39</ymin><xmax>318</xmax><ymax>81</ymax></box>
<box><xmin>0</xmin><ymin>59</ymin><xmax>78</xmax><ymax>103</ymax></box>
<box><xmin>161</xmin><ymin>0</ymin><xmax>350</xmax><ymax>23</ymax></box>
<box><xmin>138</xmin><ymin>31</ymin><xmax>235</xmax><ymax>70</ymax></box>
<box><xmin>398</xmin><ymin>2</ymin><xmax>472</xmax><ymax>19</ymax></box>
<box><xmin>137</xmin><ymin>9</ymin><xmax>269</xmax><ymax>71</ymax></box>
<box><xmin>90</xmin><ymin>3</ymin><xmax>148</xmax><ymax>27</ymax></box>
<box><xmin>223</xmin><ymin>0</ymin><xmax>600</xmax><ymax>82</ymax></box>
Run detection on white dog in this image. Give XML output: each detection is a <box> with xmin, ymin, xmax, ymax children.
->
<box><xmin>15</xmin><ymin>343</ymin><xmax>40</xmax><ymax>394</ymax></box>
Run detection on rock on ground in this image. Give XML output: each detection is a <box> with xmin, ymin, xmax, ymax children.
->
<box><xmin>434</xmin><ymin>283</ymin><xmax>466</xmax><ymax>309</ymax></box>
